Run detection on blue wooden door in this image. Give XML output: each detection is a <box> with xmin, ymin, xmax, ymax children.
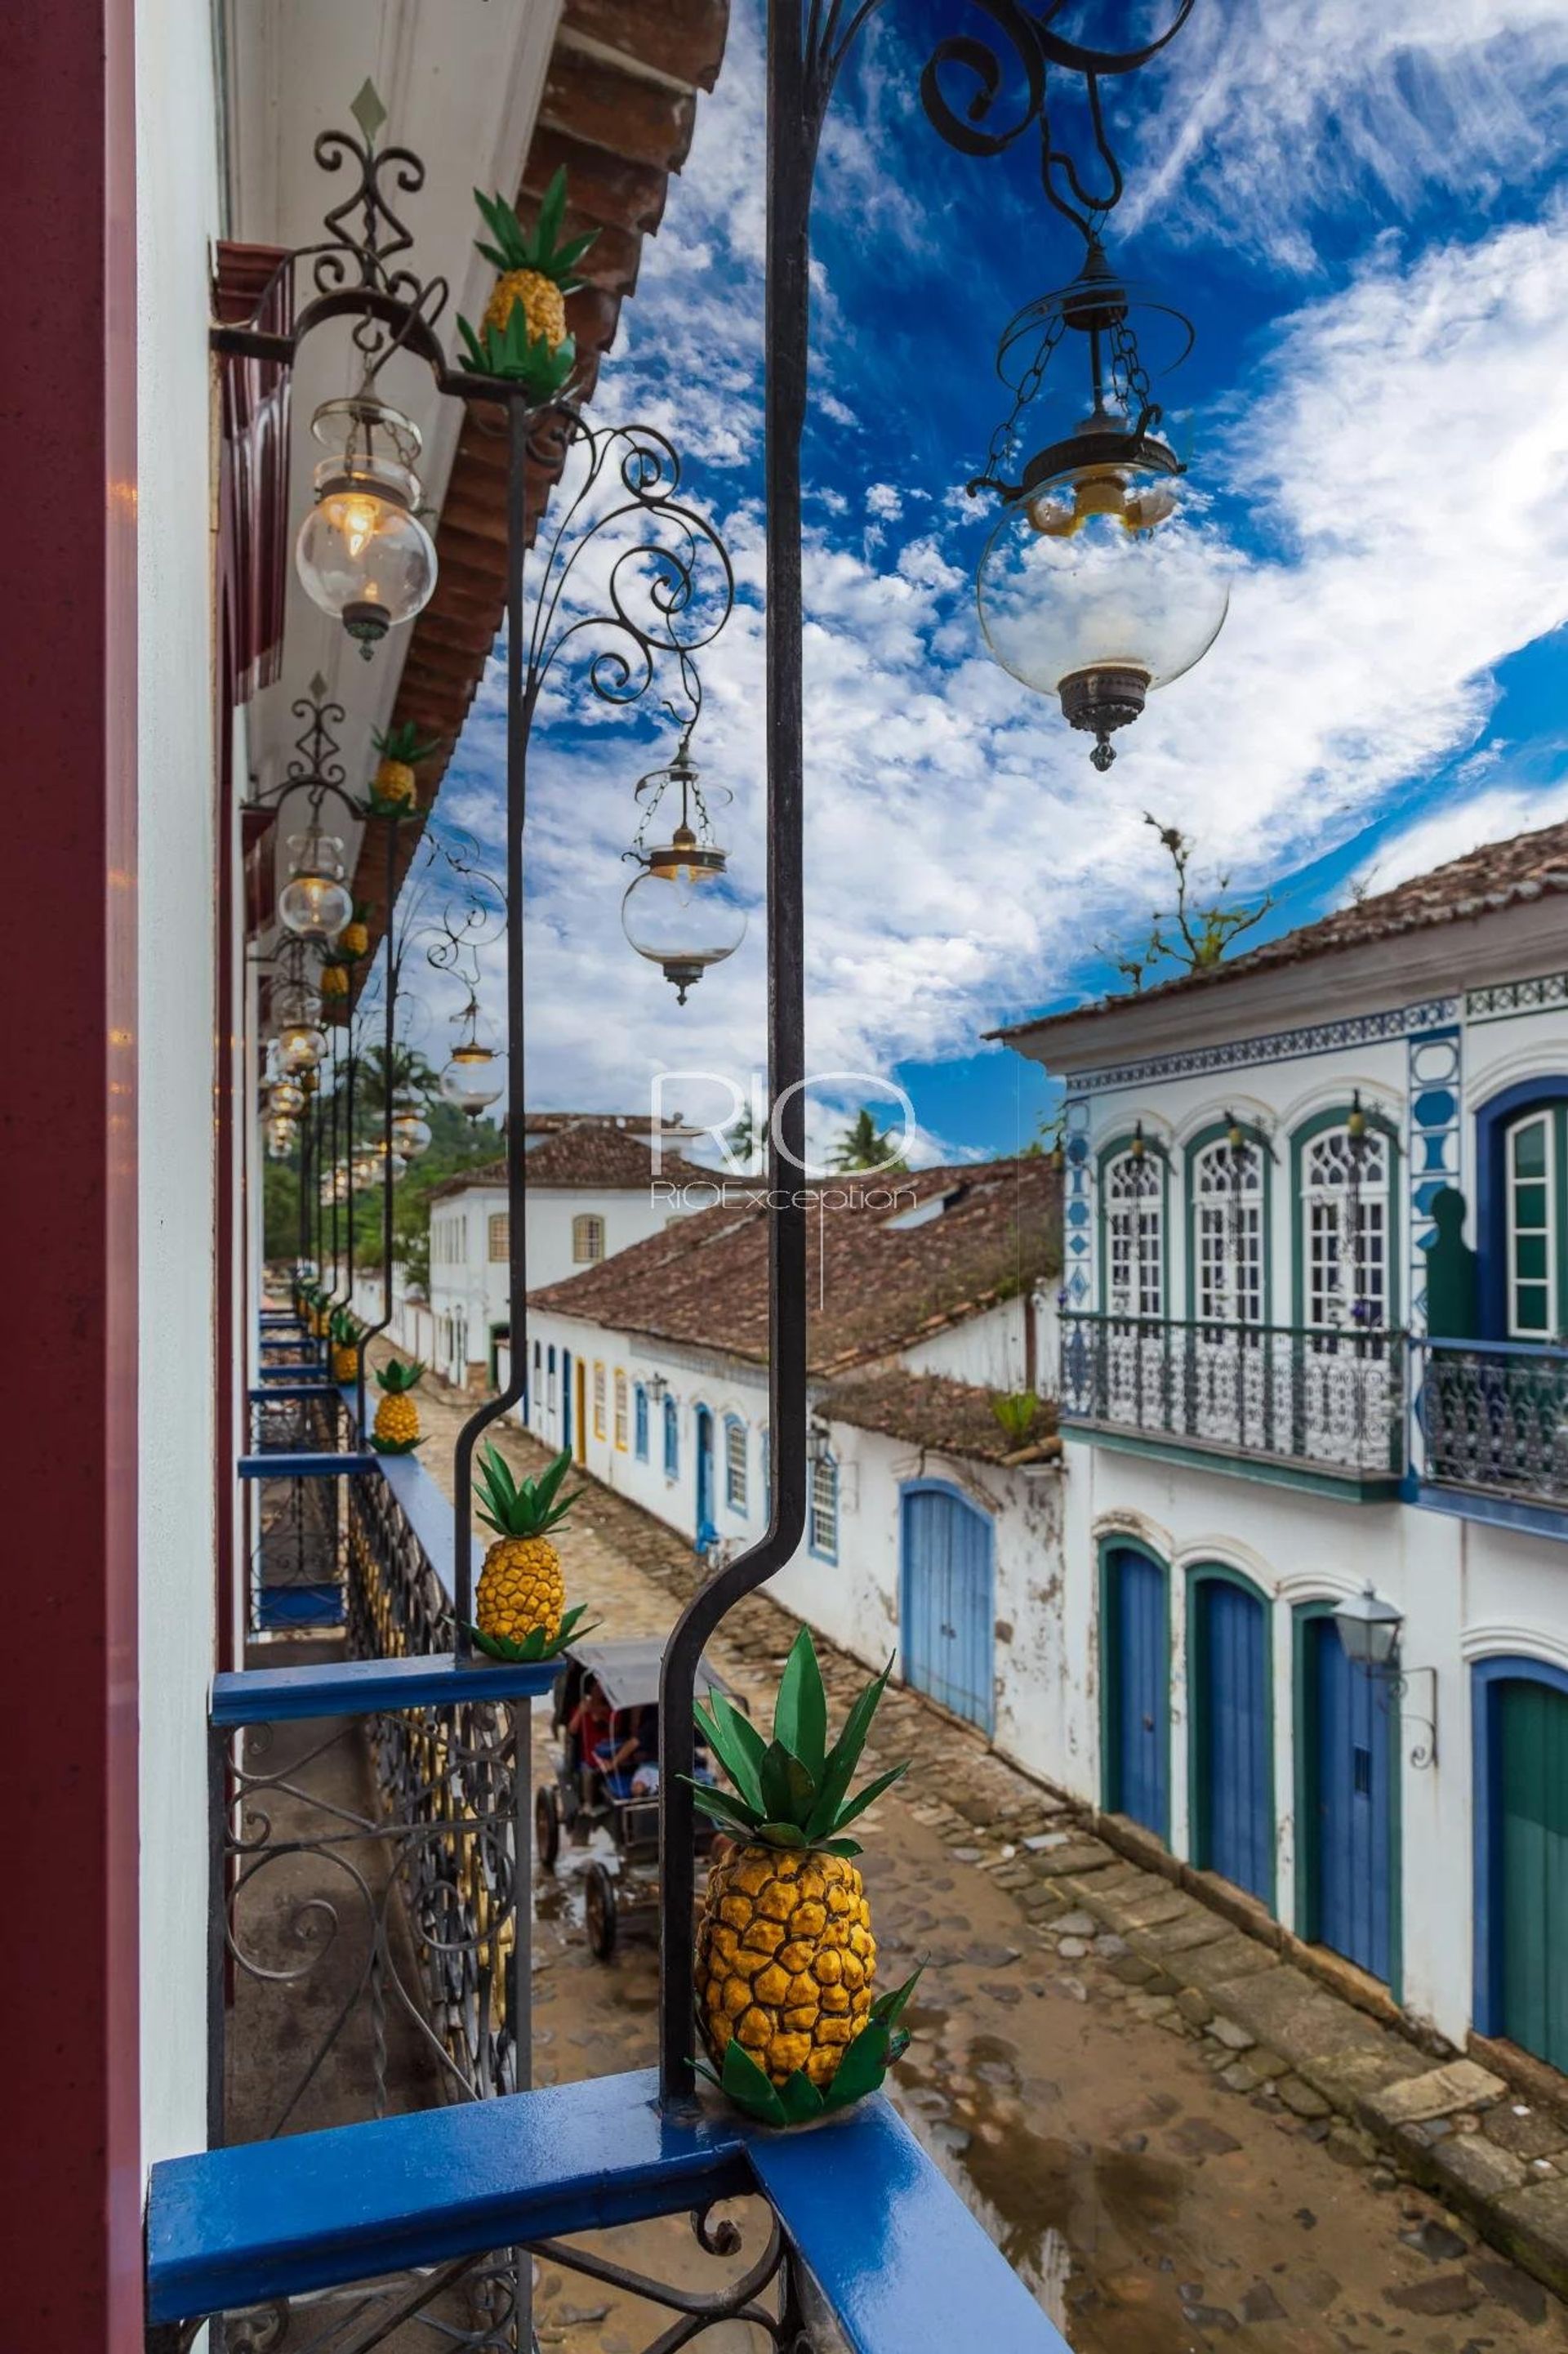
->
<box><xmin>1105</xmin><ymin>1547</ymin><xmax>1168</xmax><ymax>1837</ymax></box>
<box><xmin>901</xmin><ymin>1485</ymin><xmax>994</xmax><ymax>1734</ymax></box>
<box><xmin>695</xmin><ymin>1407</ymin><xmax>715</xmax><ymax>1541</ymax></box>
<box><xmin>1498</xmin><ymin>1679</ymin><xmax>1568</xmax><ymax>2072</ymax></box>
<box><xmin>1306</xmin><ymin>1615</ymin><xmax>1392</xmax><ymax>1980</ymax></box>
<box><xmin>561</xmin><ymin>1349</ymin><xmax>572</xmax><ymax>1452</ymax></box>
<box><xmin>1193</xmin><ymin>1577</ymin><xmax>1272</xmax><ymax>1904</ymax></box>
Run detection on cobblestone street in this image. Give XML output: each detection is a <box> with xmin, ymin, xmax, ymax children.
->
<box><xmin>403</xmin><ymin>1360</ymin><xmax>1568</xmax><ymax>2350</ymax></box>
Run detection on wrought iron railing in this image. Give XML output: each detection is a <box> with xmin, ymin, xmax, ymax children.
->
<box><xmin>1414</xmin><ymin>1335</ymin><xmax>1568</xmax><ymax>1505</ymax></box>
<box><xmin>215</xmin><ymin>1426</ymin><xmax>539</xmax><ymax>2153</ymax></box>
<box><xmin>1060</xmin><ymin>1311</ymin><xmax>1406</xmax><ymax>1478</ymax></box>
<box><xmin>244</xmin><ymin>1389</ymin><xmax>347</xmax><ymax>1631</ymax></box>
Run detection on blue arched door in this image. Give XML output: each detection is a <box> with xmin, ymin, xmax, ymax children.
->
<box><xmin>1192</xmin><ymin>1573</ymin><xmax>1273</xmax><ymax>1906</ymax></box>
<box><xmin>1302</xmin><ymin>1612</ymin><xmax>1393</xmax><ymax>1982</ymax></box>
<box><xmin>1103</xmin><ymin>1545</ymin><xmax>1169</xmax><ymax>1839</ymax></box>
<box><xmin>901</xmin><ymin>1482</ymin><xmax>994</xmax><ymax>1734</ymax></box>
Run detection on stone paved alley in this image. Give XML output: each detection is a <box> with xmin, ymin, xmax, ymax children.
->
<box><xmin>395</xmin><ymin>1358</ymin><xmax>1568</xmax><ymax>2351</ymax></box>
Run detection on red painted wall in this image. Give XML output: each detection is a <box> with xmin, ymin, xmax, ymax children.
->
<box><xmin>2</xmin><ymin>4</ymin><xmax>142</xmax><ymax>2347</ymax></box>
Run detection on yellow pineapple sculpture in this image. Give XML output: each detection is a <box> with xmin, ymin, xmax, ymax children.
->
<box><xmin>457</xmin><ymin>169</ymin><xmax>597</xmax><ymax>396</ymax></box>
<box><xmin>367</xmin><ymin>723</ymin><xmax>443</xmax><ymax>816</ymax></box>
<box><xmin>328</xmin><ymin>1309</ymin><xmax>360</xmax><ymax>1385</ymax></box>
<box><xmin>337</xmin><ymin>903</ymin><xmax>370</xmax><ymax>959</ymax></box>
<box><xmin>692</xmin><ymin>1630</ymin><xmax>920</xmax><ymax>2124</ymax></box>
<box><xmin>369</xmin><ymin>1358</ymin><xmax>424</xmax><ymax>1453</ymax></box>
<box><xmin>319</xmin><ymin>958</ymin><xmax>350</xmax><ymax>1000</ymax></box>
<box><xmin>468</xmin><ymin>1443</ymin><xmax>595</xmax><ymax>1662</ymax></box>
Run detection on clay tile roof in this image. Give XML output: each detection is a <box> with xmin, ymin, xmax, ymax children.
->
<box><xmin>817</xmin><ymin>1369</ymin><xmax>1058</xmax><ymax>1464</ymax></box>
<box><xmin>345</xmin><ymin>0</ymin><xmax>730</xmax><ymax>989</ymax></box>
<box><xmin>992</xmin><ymin>816</ymin><xmax>1568</xmax><ymax>1046</ymax></box>
<box><xmin>528</xmin><ymin>1156</ymin><xmax>1062</xmax><ymax>1374</ymax></box>
<box><xmin>429</xmin><ymin>1126</ymin><xmax>710</xmax><ymax>1197</ymax></box>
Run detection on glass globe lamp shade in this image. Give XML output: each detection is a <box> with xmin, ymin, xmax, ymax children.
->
<box><xmin>278</xmin><ymin>828</ymin><xmax>354</xmax><ymax>943</ymax></box>
<box><xmin>277</xmin><ymin>1021</ymin><xmax>327</xmax><ymax>1073</ymax></box>
<box><xmin>439</xmin><ymin>1045</ymin><xmax>503</xmax><ymax>1119</ymax></box>
<box><xmin>295</xmin><ymin>398</ymin><xmax>438</xmax><ymax>657</ymax></box>
<box><xmin>621</xmin><ymin>845</ymin><xmax>747</xmax><ymax>1005</ymax></box>
<box><xmin>269</xmin><ymin>1078</ymin><xmax>305</xmax><ymax>1117</ymax></box>
<box><xmin>391</xmin><ymin>1108</ymin><xmax>433</xmax><ymax>1159</ymax></box>
<box><xmin>977</xmin><ymin>453</ymin><xmax>1227</xmax><ymax>770</ymax></box>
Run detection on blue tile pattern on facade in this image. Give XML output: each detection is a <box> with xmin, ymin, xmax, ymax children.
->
<box><xmin>1407</xmin><ymin>1025</ymin><xmax>1463</xmax><ymax>1330</ymax></box>
<box><xmin>1068</xmin><ymin>997</ymin><xmax>1458</xmax><ymax>1099</ymax></box>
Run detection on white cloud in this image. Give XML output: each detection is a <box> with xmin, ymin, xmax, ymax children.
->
<box><xmin>1346</xmin><ymin>773</ymin><xmax>1568</xmax><ymax>899</ymax></box>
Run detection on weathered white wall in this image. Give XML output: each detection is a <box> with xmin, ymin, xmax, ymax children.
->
<box><xmin>899</xmin><ymin>1295</ymin><xmax>1031</xmax><ymax>1389</ymax></box>
<box><xmin>135</xmin><ymin>0</ymin><xmax>220</xmax><ymax>2173</ymax></box>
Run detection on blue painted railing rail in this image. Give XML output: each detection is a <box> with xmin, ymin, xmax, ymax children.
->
<box><xmin>237</xmin><ymin>1449</ymin><xmax>377</xmax><ymax>1479</ymax></box>
<box><xmin>147</xmin><ymin>2067</ymin><xmax>1069</xmax><ymax>2351</ymax></box>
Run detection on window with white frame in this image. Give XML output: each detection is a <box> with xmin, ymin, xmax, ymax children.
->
<box><xmin>573</xmin><ymin>1213</ymin><xmax>606</xmax><ymax>1264</ymax></box>
<box><xmin>663</xmin><ymin>1393</ymin><xmax>679</xmax><ymax>1478</ymax></box>
<box><xmin>1103</xmin><ymin>1149</ymin><xmax>1163</xmax><ymax>1317</ymax></box>
<box><xmin>614</xmin><ymin>1370</ymin><xmax>629</xmax><ymax>1451</ymax></box>
<box><xmin>593</xmin><ymin>1362</ymin><xmax>607</xmax><ymax>1438</ymax></box>
<box><xmin>1506</xmin><ymin>1108</ymin><xmax>1561</xmax><ymax>1338</ymax></box>
<box><xmin>808</xmin><ymin>1455</ymin><xmax>839</xmax><ymax>1560</ymax></box>
<box><xmin>635</xmin><ymin>1384</ymin><xmax>649</xmax><ymax>1460</ymax></box>
<box><xmin>1192</xmin><ymin>1139</ymin><xmax>1265</xmax><ymax>1325</ymax></box>
<box><xmin>724</xmin><ymin>1416</ymin><xmax>747</xmax><ymax>1511</ymax></box>
<box><xmin>1302</xmin><ymin>1123</ymin><xmax>1389</xmax><ymax>1331</ymax></box>
<box><xmin>488</xmin><ymin>1212</ymin><xmax>510</xmax><ymax>1262</ymax></box>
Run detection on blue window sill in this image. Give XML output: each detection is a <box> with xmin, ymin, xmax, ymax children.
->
<box><xmin>147</xmin><ymin>2066</ymin><xmax>1067</xmax><ymax>2352</ymax></box>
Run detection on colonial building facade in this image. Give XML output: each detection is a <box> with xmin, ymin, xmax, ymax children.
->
<box><xmin>524</xmin><ymin>1158</ymin><xmax>1063</xmax><ymax>1758</ymax></box>
<box><xmin>1002</xmin><ymin>820</ymin><xmax>1568</xmax><ymax>2070</ymax></box>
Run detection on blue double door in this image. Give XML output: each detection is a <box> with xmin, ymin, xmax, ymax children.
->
<box><xmin>901</xmin><ymin>1485</ymin><xmax>994</xmax><ymax>1734</ymax></box>
<box><xmin>1104</xmin><ymin>1546</ymin><xmax>1169</xmax><ymax>1837</ymax></box>
<box><xmin>1301</xmin><ymin>1613</ymin><xmax>1394</xmax><ymax>1983</ymax></box>
<box><xmin>1191</xmin><ymin>1576</ymin><xmax>1273</xmax><ymax>1906</ymax></box>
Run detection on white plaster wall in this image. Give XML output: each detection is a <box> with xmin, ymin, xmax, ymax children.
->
<box><xmin>135</xmin><ymin>0</ymin><xmax>220</xmax><ymax>2173</ymax></box>
<box><xmin>900</xmin><ymin>1296</ymin><xmax>1031</xmax><ymax>1389</ymax></box>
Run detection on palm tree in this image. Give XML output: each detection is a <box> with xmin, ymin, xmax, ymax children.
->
<box><xmin>829</xmin><ymin>1106</ymin><xmax>907</xmax><ymax>1174</ymax></box>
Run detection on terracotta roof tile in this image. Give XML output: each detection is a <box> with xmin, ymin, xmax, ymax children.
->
<box><xmin>996</xmin><ymin>817</ymin><xmax>1568</xmax><ymax>1046</ymax></box>
<box><xmin>430</xmin><ymin>1126</ymin><xmax>710</xmax><ymax>1197</ymax></box>
<box><xmin>528</xmin><ymin>1157</ymin><xmax>1062</xmax><ymax>1374</ymax></box>
<box><xmin>818</xmin><ymin>1369</ymin><xmax>1058</xmax><ymax>1464</ymax></box>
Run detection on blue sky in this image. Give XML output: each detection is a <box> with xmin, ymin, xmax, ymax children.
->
<box><xmin>433</xmin><ymin>0</ymin><xmax>1568</xmax><ymax>1169</ymax></box>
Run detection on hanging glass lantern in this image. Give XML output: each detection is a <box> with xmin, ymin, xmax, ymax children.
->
<box><xmin>439</xmin><ymin>997</ymin><xmax>503</xmax><ymax>1117</ymax></box>
<box><xmin>295</xmin><ymin>396</ymin><xmax>439</xmax><ymax>658</ymax></box>
<box><xmin>391</xmin><ymin>1102</ymin><xmax>433</xmax><ymax>1159</ymax></box>
<box><xmin>277</xmin><ymin>1019</ymin><xmax>328</xmax><ymax>1073</ymax></box>
<box><xmin>278</xmin><ymin>824</ymin><xmax>355</xmax><ymax>942</ymax></box>
<box><xmin>620</xmin><ymin>733</ymin><xmax>746</xmax><ymax>1004</ymax></box>
<box><xmin>973</xmin><ymin>246</ymin><xmax>1227</xmax><ymax>771</ymax></box>
<box><xmin>269</xmin><ymin>1077</ymin><xmax>305</xmax><ymax>1118</ymax></box>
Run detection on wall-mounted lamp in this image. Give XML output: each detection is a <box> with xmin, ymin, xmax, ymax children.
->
<box><xmin>1330</xmin><ymin>1584</ymin><xmax>1437</xmax><ymax>1767</ymax></box>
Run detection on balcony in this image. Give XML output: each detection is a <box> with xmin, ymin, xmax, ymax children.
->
<box><xmin>1414</xmin><ymin>1336</ymin><xmax>1568</xmax><ymax>1528</ymax></box>
<box><xmin>189</xmin><ymin>1325</ymin><xmax>1070</xmax><ymax>2352</ymax></box>
<box><xmin>1060</xmin><ymin>1312</ymin><xmax>1406</xmax><ymax>1496</ymax></box>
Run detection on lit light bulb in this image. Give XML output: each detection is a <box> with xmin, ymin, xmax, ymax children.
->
<box><xmin>295</xmin><ymin>398</ymin><xmax>437</xmax><ymax>658</ymax></box>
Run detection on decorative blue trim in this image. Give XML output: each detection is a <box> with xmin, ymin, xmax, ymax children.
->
<box><xmin>1474</xmin><ymin>1075</ymin><xmax>1568</xmax><ymax>1340</ymax></box>
<box><xmin>212</xmin><ymin>1652</ymin><xmax>560</xmax><ymax>1728</ymax></box>
<box><xmin>1468</xmin><ymin>973</ymin><xmax>1568</xmax><ymax>1021</ymax></box>
<box><xmin>1071</xmin><ymin>996</ymin><xmax>1458</xmax><ymax>1099</ymax></box>
<box><xmin>238</xmin><ymin>1451</ymin><xmax>377</xmax><ymax>1480</ymax></box>
<box><xmin>1412</xmin><ymin>1482</ymin><xmax>1568</xmax><ymax>1545</ymax></box>
<box><xmin>1471</xmin><ymin>1656</ymin><xmax>1568</xmax><ymax>2040</ymax></box>
<box><xmin>1062</xmin><ymin>1095</ymin><xmax>1093</xmax><ymax>1308</ymax></box>
<box><xmin>1407</xmin><ymin>1027</ymin><xmax>1463</xmax><ymax>1332</ymax></box>
<box><xmin>146</xmin><ymin>2070</ymin><xmax>1070</xmax><ymax>2349</ymax></box>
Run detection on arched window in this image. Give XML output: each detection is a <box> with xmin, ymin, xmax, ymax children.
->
<box><xmin>808</xmin><ymin>1454</ymin><xmax>839</xmax><ymax>1562</ymax></box>
<box><xmin>488</xmin><ymin>1212</ymin><xmax>510</xmax><ymax>1261</ymax></box>
<box><xmin>663</xmin><ymin>1393</ymin><xmax>679</xmax><ymax>1478</ymax></box>
<box><xmin>1302</xmin><ymin>1122</ymin><xmax>1390</xmax><ymax>1331</ymax></box>
<box><xmin>1103</xmin><ymin>1149</ymin><xmax>1163</xmax><ymax>1317</ymax></box>
<box><xmin>1192</xmin><ymin>1139</ymin><xmax>1265</xmax><ymax>1326</ymax></box>
<box><xmin>614</xmin><ymin>1369</ymin><xmax>629</xmax><ymax>1451</ymax></box>
<box><xmin>724</xmin><ymin>1416</ymin><xmax>748</xmax><ymax>1512</ymax></box>
<box><xmin>634</xmin><ymin>1384</ymin><xmax>649</xmax><ymax>1460</ymax></box>
<box><xmin>573</xmin><ymin>1213</ymin><xmax>606</xmax><ymax>1264</ymax></box>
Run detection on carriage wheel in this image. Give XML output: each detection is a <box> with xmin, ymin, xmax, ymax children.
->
<box><xmin>534</xmin><ymin>1784</ymin><xmax>560</xmax><ymax>1871</ymax></box>
<box><xmin>585</xmin><ymin>1862</ymin><xmax>617</xmax><ymax>1961</ymax></box>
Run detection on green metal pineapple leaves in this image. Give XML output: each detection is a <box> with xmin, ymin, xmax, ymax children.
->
<box><xmin>461</xmin><ymin>1600</ymin><xmax>598</xmax><ymax>1664</ymax></box>
<box><xmin>690</xmin><ymin>1627</ymin><xmax>909</xmax><ymax>1857</ymax></box>
<box><xmin>457</xmin><ymin>171</ymin><xmax>597</xmax><ymax>394</ymax></box>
